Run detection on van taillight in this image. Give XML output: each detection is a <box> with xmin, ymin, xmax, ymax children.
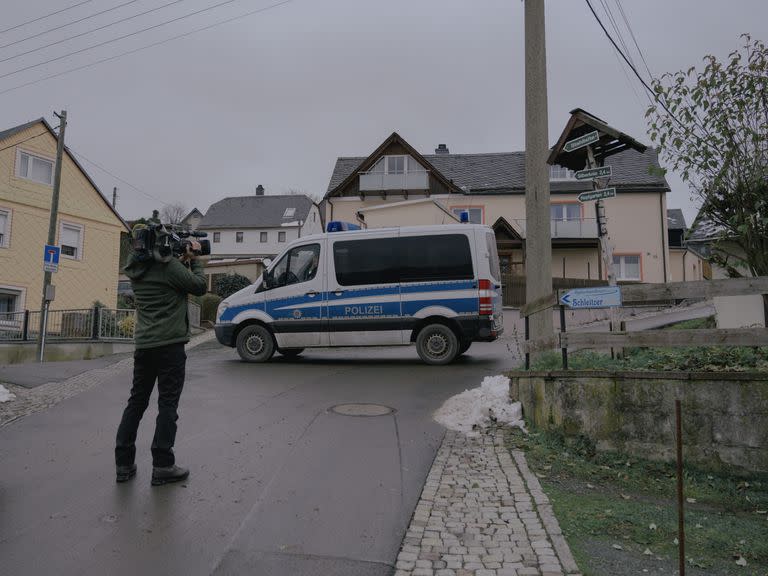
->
<box><xmin>479</xmin><ymin>279</ymin><xmax>493</xmax><ymax>316</ymax></box>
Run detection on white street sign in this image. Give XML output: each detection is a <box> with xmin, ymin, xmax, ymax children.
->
<box><xmin>559</xmin><ymin>286</ymin><xmax>622</xmax><ymax>309</ymax></box>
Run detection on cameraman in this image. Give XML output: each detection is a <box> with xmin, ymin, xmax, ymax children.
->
<box><xmin>115</xmin><ymin>228</ymin><xmax>207</xmax><ymax>486</ymax></box>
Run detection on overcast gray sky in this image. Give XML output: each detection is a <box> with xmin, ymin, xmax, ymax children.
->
<box><xmin>1</xmin><ymin>0</ymin><xmax>765</xmax><ymax>225</ymax></box>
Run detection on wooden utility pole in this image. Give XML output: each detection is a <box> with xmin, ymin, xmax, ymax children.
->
<box><xmin>36</xmin><ymin>110</ymin><xmax>67</xmax><ymax>361</ymax></box>
<box><xmin>524</xmin><ymin>0</ymin><xmax>554</xmax><ymax>349</ymax></box>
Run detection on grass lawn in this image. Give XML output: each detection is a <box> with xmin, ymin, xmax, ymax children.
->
<box><xmin>506</xmin><ymin>428</ymin><xmax>768</xmax><ymax>575</ymax></box>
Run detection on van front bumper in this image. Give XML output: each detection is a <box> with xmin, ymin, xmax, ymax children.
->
<box><xmin>214</xmin><ymin>323</ymin><xmax>236</xmax><ymax>347</ymax></box>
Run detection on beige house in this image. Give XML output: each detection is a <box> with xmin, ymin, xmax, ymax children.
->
<box><xmin>323</xmin><ymin>132</ymin><xmax>675</xmax><ymax>284</ymax></box>
<box><xmin>0</xmin><ymin>118</ymin><xmax>128</xmax><ymax>314</ymax></box>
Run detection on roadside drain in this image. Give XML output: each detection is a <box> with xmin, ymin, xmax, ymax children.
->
<box><xmin>329</xmin><ymin>403</ymin><xmax>395</xmax><ymax>417</ymax></box>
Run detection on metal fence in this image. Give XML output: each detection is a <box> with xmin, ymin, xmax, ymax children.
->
<box><xmin>0</xmin><ymin>307</ymin><xmax>137</xmax><ymax>342</ymax></box>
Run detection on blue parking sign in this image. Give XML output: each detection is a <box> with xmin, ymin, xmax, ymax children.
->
<box><xmin>43</xmin><ymin>244</ymin><xmax>60</xmax><ymax>273</ymax></box>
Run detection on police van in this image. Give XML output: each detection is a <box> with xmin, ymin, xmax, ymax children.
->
<box><xmin>214</xmin><ymin>223</ymin><xmax>503</xmax><ymax>365</ymax></box>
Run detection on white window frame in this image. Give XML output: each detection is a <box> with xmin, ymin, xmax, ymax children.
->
<box><xmin>283</xmin><ymin>207</ymin><xmax>296</xmax><ymax>218</ymax></box>
<box><xmin>213</xmin><ymin>231</ymin><xmax>220</xmax><ymax>243</ymax></box>
<box><xmin>550</xmin><ymin>203</ymin><xmax>581</xmax><ymax>222</ymax></box>
<box><xmin>369</xmin><ymin>155</ymin><xmax>425</xmax><ymax>175</ymax></box>
<box><xmin>278</xmin><ymin>231</ymin><xmax>286</xmax><ymax>243</ymax></box>
<box><xmin>16</xmin><ymin>148</ymin><xmax>55</xmax><ymax>185</ymax></box>
<box><xmin>0</xmin><ymin>284</ymin><xmax>26</xmax><ymax>316</ymax></box>
<box><xmin>613</xmin><ymin>254</ymin><xmax>642</xmax><ymax>281</ymax></box>
<box><xmin>59</xmin><ymin>221</ymin><xmax>84</xmax><ymax>261</ymax></box>
<box><xmin>260</xmin><ymin>231</ymin><xmax>268</xmax><ymax>243</ymax></box>
<box><xmin>0</xmin><ymin>207</ymin><xmax>11</xmax><ymax>248</ymax></box>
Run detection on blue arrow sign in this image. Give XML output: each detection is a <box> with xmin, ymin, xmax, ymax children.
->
<box><xmin>43</xmin><ymin>244</ymin><xmax>60</xmax><ymax>273</ymax></box>
<box><xmin>559</xmin><ymin>286</ymin><xmax>622</xmax><ymax>309</ymax></box>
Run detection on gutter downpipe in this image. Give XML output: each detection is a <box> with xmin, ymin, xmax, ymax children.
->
<box><xmin>660</xmin><ymin>193</ymin><xmax>668</xmax><ymax>283</ymax></box>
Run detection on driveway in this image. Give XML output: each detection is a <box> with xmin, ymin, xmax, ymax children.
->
<box><xmin>0</xmin><ymin>319</ymin><xmax>520</xmax><ymax>576</ymax></box>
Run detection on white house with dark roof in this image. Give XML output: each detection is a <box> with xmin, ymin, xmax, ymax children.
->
<box><xmin>323</xmin><ymin>130</ymin><xmax>674</xmax><ymax>285</ymax></box>
<box><xmin>200</xmin><ymin>189</ymin><xmax>322</xmax><ymax>260</ymax></box>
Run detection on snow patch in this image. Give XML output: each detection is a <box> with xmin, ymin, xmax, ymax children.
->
<box><xmin>434</xmin><ymin>375</ymin><xmax>525</xmax><ymax>435</ymax></box>
<box><xmin>0</xmin><ymin>384</ymin><xmax>15</xmax><ymax>403</ymax></box>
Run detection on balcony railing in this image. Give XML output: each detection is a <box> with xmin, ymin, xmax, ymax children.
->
<box><xmin>509</xmin><ymin>218</ymin><xmax>598</xmax><ymax>239</ymax></box>
<box><xmin>359</xmin><ymin>170</ymin><xmax>429</xmax><ymax>191</ymax></box>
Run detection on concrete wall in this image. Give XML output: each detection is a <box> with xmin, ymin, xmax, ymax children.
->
<box><xmin>0</xmin><ymin>341</ymin><xmax>134</xmax><ymax>365</ymax></box>
<box><xmin>509</xmin><ymin>371</ymin><xmax>768</xmax><ymax>473</ymax></box>
<box><xmin>0</xmin><ymin>123</ymin><xmax>126</xmax><ymax>310</ymax></box>
<box><xmin>714</xmin><ymin>295</ymin><xmax>766</xmax><ymax>328</ymax></box>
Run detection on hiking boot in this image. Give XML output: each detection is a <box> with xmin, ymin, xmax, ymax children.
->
<box><xmin>116</xmin><ymin>464</ymin><xmax>137</xmax><ymax>483</ymax></box>
<box><xmin>151</xmin><ymin>465</ymin><xmax>189</xmax><ymax>486</ymax></box>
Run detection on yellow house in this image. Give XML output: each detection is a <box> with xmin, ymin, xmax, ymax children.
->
<box><xmin>323</xmin><ymin>131</ymin><xmax>675</xmax><ymax>285</ymax></box>
<box><xmin>0</xmin><ymin>118</ymin><xmax>128</xmax><ymax>314</ymax></box>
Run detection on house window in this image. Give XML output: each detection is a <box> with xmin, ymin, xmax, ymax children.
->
<box><xmin>613</xmin><ymin>254</ymin><xmax>641</xmax><ymax>281</ymax></box>
<box><xmin>60</xmin><ymin>222</ymin><xmax>83</xmax><ymax>260</ymax></box>
<box><xmin>236</xmin><ymin>231</ymin><xmax>244</xmax><ymax>243</ymax></box>
<box><xmin>0</xmin><ymin>286</ymin><xmax>24</xmax><ymax>322</ymax></box>
<box><xmin>387</xmin><ymin>156</ymin><xmax>405</xmax><ymax>174</ymax></box>
<box><xmin>369</xmin><ymin>155</ymin><xmax>424</xmax><ymax>175</ymax></box>
<box><xmin>278</xmin><ymin>231</ymin><xmax>286</xmax><ymax>242</ymax></box>
<box><xmin>260</xmin><ymin>232</ymin><xmax>268</xmax><ymax>243</ymax></box>
<box><xmin>283</xmin><ymin>207</ymin><xmax>296</xmax><ymax>218</ymax></box>
<box><xmin>213</xmin><ymin>232</ymin><xmax>220</xmax><ymax>243</ymax></box>
<box><xmin>0</xmin><ymin>208</ymin><xmax>10</xmax><ymax>248</ymax></box>
<box><xmin>16</xmin><ymin>150</ymin><xmax>54</xmax><ymax>185</ymax></box>
<box><xmin>451</xmin><ymin>207</ymin><xmax>483</xmax><ymax>224</ymax></box>
<box><xmin>549</xmin><ymin>165</ymin><xmax>575</xmax><ymax>180</ymax></box>
<box><xmin>550</xmin><ymin>203</ymin><xmax>581</xmax><ymax>221</ymax></box>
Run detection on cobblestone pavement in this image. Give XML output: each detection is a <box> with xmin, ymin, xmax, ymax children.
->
<box><xmin>0</xmin><ymin>331</ymin><xmax>216</xmax><ymax>428</ymax></box>
<box><xmin>394</xmin><ymin>428</ymin><xmax>581</xmax><ymax>576</ymax></box>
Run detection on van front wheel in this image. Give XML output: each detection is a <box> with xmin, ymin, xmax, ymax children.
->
<box><xmin>416</xmin><ymin>324</ymin><xmax>459</xmax><ymax>365</ymax></box>
<box><xmin>236</xmin><ymin>324</ymin><xmax>275</xmax><ymax>363</ymax></box>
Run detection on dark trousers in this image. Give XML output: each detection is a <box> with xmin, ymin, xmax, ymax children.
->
<box><xmin>115</xmin><ymin>343</ymin><xmax>187</xmax><ymax>468</ymax></box>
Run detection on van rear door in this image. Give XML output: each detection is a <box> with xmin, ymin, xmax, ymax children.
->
<box><xmin>480</xmin><ymin>229</ymin><xmax>504</xmax><ymax>333</ymax></box>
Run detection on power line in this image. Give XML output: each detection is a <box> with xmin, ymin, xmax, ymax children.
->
<box><xmin>0</xmin><ymin>0</ymin><xmax>242</xmax><ymax>80</ymax></box>
<box><xmin>598</xmin><ymin>0</ymin><xmax>634</xmax><ymax>69</ymax></box>
<box><xmin>0</xmin><ymin>0</ymin><xmax>186</xmax><ymax>65</ymax></box>
<box><xmin>0</xmin><ymin>130</ymin><xmax>49</xmax><ymax>153</ymax></box>
<box><xmin>0</xmin><ymin>0</ymin><xmax>294</xmax><ymax>97</ymax></box>
<box><xmin>614</xmin><ymin>0</ymin><xmax>653</xmax><ymax>81</ymax></box>
<box><xmin>0</xmin><ymin>0</ymin><xmax>143</xmax><ymax>52</ymax></box>
<box><xmin>0</xmin><ymin>0</ymin><xmax>95</xmax><ymax>35</ymax></box>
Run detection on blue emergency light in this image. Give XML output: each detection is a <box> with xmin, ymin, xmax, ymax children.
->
<box><xmin>327</xmin><ymin>221</ymin><xmax>361</xmax><ymax>232</ymax></box>
<box><xmin>459</xmin><ymin>211</ymin><xmax>470</xmax><ymax>223</ymax></box>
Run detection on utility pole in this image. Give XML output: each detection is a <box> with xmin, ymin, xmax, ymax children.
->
<box><xmin>36</xmin><ymin>110</ymin><xmax>67</xmax><ymax>361</ymax></box>
<box><xmin>524</xmin><ymin>0</ymin><xmax>554</xmax><ymax>351</ymax></box>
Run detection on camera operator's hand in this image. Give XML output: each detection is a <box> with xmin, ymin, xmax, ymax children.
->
<box><xmin>179</xmin><ymin>240</ymin><xmax>201</xmax><ymax>263</ymax></box>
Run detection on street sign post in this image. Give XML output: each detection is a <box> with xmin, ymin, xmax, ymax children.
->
<box><xmin>563</xmin><ymin>130</ymin><xmax>599</xmax><ymax>153</ymax></box>
<box><xmin>43</xmin><ymin>244</ymin><xmax>60</xmax><ymax>273</ymax></box>
<box><xmin>559</xmin><ymin>286</ymin><xmax>622</xmax><ymax>309</ymax></box>
<box><xmin>575</xmin><ymin>165</ymin><xmax>612</xmax><ymax>180</ymax></box>
<box><xmin>578</xmin><ymin>187</ymin><xmax>616</xmax><ymax>203</ymax></box>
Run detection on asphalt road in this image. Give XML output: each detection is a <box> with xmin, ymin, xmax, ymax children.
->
<box><xmin>0</xmin><ymin>328</ymin><xmax>520</xmax><ymax>576</ymax></box>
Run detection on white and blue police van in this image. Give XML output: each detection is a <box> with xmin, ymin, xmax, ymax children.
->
<box><xmin>214</xmin><ymin>222</ymin><xmax>504</xmax><ymax>365</ymax></box>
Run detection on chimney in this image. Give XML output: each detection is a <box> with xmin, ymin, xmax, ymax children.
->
<box><xmin>435</xmin><ymin>144</ymin><xmax>449</xmax><ymax>154</ymax></box>
<box><xmin>255</xmin><ymin>184</ymin><xmax>265</xmax><ymax>196</ymax></box>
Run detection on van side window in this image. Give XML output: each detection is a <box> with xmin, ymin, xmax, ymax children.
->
<box><xmin>333</xmin><ymin>238</ymin><xmax>399</xmax><ymax>286</ymax></box>
<box><xmin>400</xmin><ymin>234</ymin><xmax>473</xmax><ymax>282</ymax></box>
<box><xmin>269</xmin><ymin>243</ymin><xmax>320</xmax><ymax>288</ymax></box>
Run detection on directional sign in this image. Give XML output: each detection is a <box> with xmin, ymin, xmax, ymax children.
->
<box><xmin>43</xmin><ymin>244</ymin><xmax>60</xmax><ymax>273</ymax></box>
<box><xmin>560</xmin><ymin>286</ymin><xmax>622</xmax><ymax>309</ymax></box>
<box><xmin>578</xmin><ymin>187</ymin><xmax>617</xmax><ymax>203</ymax></box>
<box><xmin>563</xmin><ymin>130</ymin><xmax>599</xmax><ymax>153</ymax></box>
<box><xmin>575</xmin><ymin>166</ymin><xmax>612</xmax><ymax>180</ymax></box>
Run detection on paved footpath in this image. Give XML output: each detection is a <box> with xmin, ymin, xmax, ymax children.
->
<box><xmin>394</xmin><ymin>428</ymin><xmax>581</xmax><ymax>576</ymax></box>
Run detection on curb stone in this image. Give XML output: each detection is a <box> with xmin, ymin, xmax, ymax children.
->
<box><xmin>394</xmin><ymin>426</ymin><xmax>582</xmax><ymax>576</ymax></box>
<box><xmin>0</xmin><ymin>330</ymin><xmax>216</xmax><ymax>428</ymax></box>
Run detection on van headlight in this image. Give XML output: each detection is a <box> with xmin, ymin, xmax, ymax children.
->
<box><xmin>216</xmin><ymin>301</ymin><xmax>229</xmax><ymax>321</ymax></box>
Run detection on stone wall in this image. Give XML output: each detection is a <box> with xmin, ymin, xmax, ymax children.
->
<box><xmin>508</xmin><ymin>371</ymin><xmax>768</xmax><ymax>473</ymax></box>
<box><xmin>0</xmin><ymin>341</ymin><xmax>134</xmax><ymax>365</ymax></box>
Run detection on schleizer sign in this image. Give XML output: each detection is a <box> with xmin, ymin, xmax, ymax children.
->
<box><xmin>575</xmin><ymin>166</ymin><xmax>612</xmax><ymax>180</ymax></box>
<box><xmin>577</xmin><ymin>187</ymin><xmax>616</xmax><ymax>203</ymax></box>
<box><xmin>560</xmin><ymin>286</ymin><xmax>622</xmax><ymax>309</ymax></box>
<box><xmin>563</xmin><ymin>130</ymin><xmax>599</xmax><ymax>153</ymax></box>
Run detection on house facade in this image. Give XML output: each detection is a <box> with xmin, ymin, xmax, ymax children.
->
<box><xmin>0</xmin><ymin>118</ymin><xmax>128</xmax><ymax>313</ymax></box>
<box><xmin>667</xmin><ymin>208</ymin><xmax>706</xmax><ymax>282</ymax></box>
<box><xmin>199</xmin><ymin>189</ymin><xmax>323</xmax><ymax>286</ymax></box>
<box><xmin>323</xmin><ymin>132</ymin><xmax>673</xmax><ymax>284</ymax></box>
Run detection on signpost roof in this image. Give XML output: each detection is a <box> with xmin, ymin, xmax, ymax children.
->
<box><xmin>548</xmin><ymin>108</ymin><xmax>648</xmax><ymax>171</ymax></box>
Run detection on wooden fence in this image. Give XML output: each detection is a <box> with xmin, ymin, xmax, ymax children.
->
<box><xmin>501</xmin><ymin>275</ymin><xmax>607</xmax><ymax>307</ymax></box>
<box><xmin>520</xmin><ymin>276</ymin><xmax>768</xmax><ymax>367</ymax></box>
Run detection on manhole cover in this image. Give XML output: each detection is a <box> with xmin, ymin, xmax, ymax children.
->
<box><xmin>330</xmin><ymin>403</ymin><xmax>395</xmax><ymax>417</ymax></box>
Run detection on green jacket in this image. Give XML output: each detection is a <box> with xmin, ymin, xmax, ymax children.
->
<box><xmin>124</xmin><ymin>255</ymin><xmax>207</xmax><ymax>349</ymax></box>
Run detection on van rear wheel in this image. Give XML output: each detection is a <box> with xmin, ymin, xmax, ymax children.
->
<box><xmin>456</xmin><ymin>340</ymin><xmax>472</xmax><ymax>356</ymax></box>
<box><xmin>416</xmin><ymin>324</ymin><xmax>459</xmax><ymax>365</ymax></box>
<box><xmin>236</xmin><ymin>324</ymin><xmax>275</xmax><ymax>363</ymax></box>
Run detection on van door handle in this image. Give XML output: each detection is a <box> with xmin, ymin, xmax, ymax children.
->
<box><xmin>333</xmin><ymin>290</ymin><xmax>344</xmax><ymax>297</ymax></box>
<box><xmin>305</xmin><ymin>291</ymin><xmax>317</xmax><ymax>297</ymax></box>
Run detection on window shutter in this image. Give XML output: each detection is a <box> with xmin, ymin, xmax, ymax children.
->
<box><xmin>61</xmin><ymin>225</ymin><xmax>80</xmax><ymax>247</ymax></box>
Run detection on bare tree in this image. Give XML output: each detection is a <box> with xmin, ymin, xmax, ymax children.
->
<box><xmin>161</xmin><ymin>202</ymin><xmax>187</xmax><ymax>225</ymax></box>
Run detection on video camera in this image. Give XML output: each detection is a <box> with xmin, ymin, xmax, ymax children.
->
<box><xmin>131</xmin><ymin>223</ymin><xmax>211</xmax><ymax>263</ymax></box>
